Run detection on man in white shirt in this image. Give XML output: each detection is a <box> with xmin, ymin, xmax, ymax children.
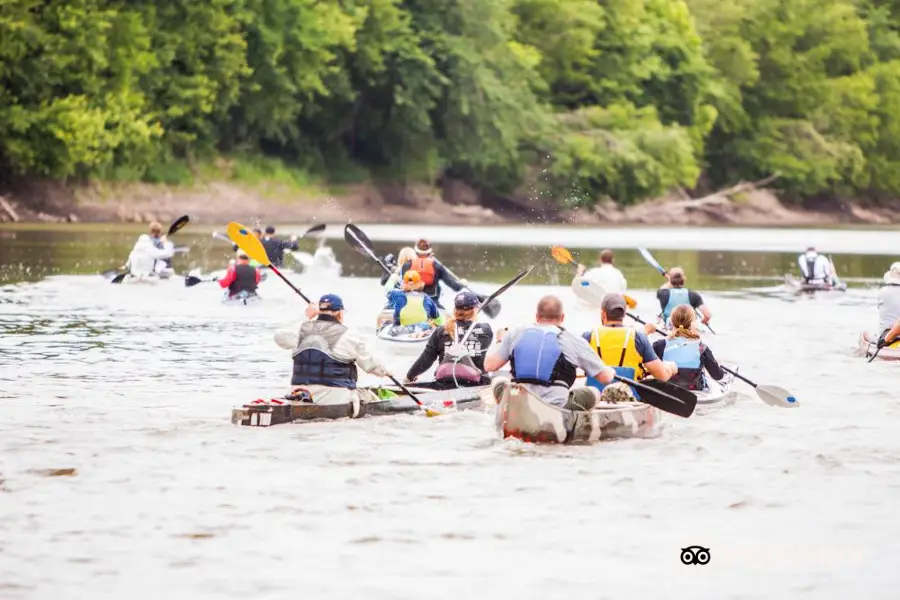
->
<box><xmin>576</xmin><ymin>249</ymin><xmax>627</xmax><ymax>293</ymax></box>
<box><xmin>798</xmin><ymin>247</ymin><xmax>832</xmax><ymax>285</ymax></box>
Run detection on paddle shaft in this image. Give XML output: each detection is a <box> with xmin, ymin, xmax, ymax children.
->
<box><xmin>457</xmin><ymin>267</ymin><xmax>533</xmax><ymax>348</ymax></box>
<box><xmin>613</xmin><ymin>375</ymin><xmax>693</xmax><ymax>417</ymax></box>
<box><xmin>345</xmin><ymin>225</ymin><xmax>391</xmax><ymax>275</ymax></box>
<box><xmin>269</xmin><ymin>264</ymin><xmax>311</xmax><ymax>303</ymax></box>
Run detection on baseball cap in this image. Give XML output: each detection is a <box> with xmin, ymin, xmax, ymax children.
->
<box><xmin>265</xmin><ymin>226</ymin><xmax>275</xmax><ymax>234</ymax></box>
<box><xmin>318</xmin><ymin>294</ymin><xmax>344</xmax><ymax>311</ymax></box>
<box><xmin>601</xmin><ymin>293</ymin><xmax>627</xmax><ymax>317</ymax></box>
<box><xmin>454</xmin><ymin>291</ymin><xmax>479</xmax><ymax>309</ymax></box>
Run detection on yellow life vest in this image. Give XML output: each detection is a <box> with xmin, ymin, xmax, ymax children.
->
<box><xmin>588</xmin><ymin>325</ymin><xmax>646</xmax><ymax>380</ymax></box>
<box><xmin>399</xmin><ymin>292</ymin><xmax>428</xmax><ymax>325</ymax></box>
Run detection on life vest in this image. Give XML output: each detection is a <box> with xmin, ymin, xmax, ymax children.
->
<box><xmin>229</xmin><ymin>263</ymin><xmax>258</xmax><ymax>295</ymax></box>
<box><xmin>399</xmin><ymin>292</ymin><xmax>429</xmax><ymax>325</ymax></box>
<box><xmin>434</xmin><ymin>322</ymin><xmax>483</xmax><ymax>384</ymax></box>
<box><xmin>804</xmin><ymin>257</ymin><xmax>817</xmax><ymax>283</ymax></box>
<box><xmin>262</xmin><ymin>237</ymin><xmax>286</xmax><ymax>266</ymax></box>
<box><xmin>662</xmin><ymin>337</ymin><xmax>704</xmax><ymax>390</ymax></box>
<box><xmin>662</xmin><ymin>288</ymin><xmax>692</xmax><ymax>321</ymax></box>
<box><xmin>585</xmin><ymin>325</ymin><xmax>645</xmax><ymax>391</ymax></box>
<box><xmin>290</xmin><ymin>320</ymin><xmax>358</xmax><ymax>389</ymax></box>
<box><xmin>411</xmin><ymin>257</ymin><xmax>436</xmax><ymax>285</ymax></box>
<box><xmin>510</xmin><ymin>327</ymin><xmax>576</xmax><ymax>388</ymax></box>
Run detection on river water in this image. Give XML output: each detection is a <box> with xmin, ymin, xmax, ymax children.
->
<box><xmin>1</xmin><ymin>224</ymin><xmax>899</xmax><ymax>599</ymax></box>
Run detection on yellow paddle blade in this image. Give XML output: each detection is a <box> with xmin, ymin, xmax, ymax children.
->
<box><xmin>551</xmin><ymin>245</ymin><xmax>573</xmax><ymax>265</ymax></box>
<box><xmin>624</xmin><ymin>294</ymin><xmax>638</xmax><ymax>309</ymax></box>
<box><xmin>227</xmin><ymin>222</ymin><xmax>271</xmax><ymax>266</ymax></box>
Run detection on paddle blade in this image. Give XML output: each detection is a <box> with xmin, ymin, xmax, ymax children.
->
<box><xmin>551</xmin><ymin>246</ymin><xmax>574</xmax><ymax>265</ymax></box>
<box><xmin>617</xmin><ymin>376</ymin><xmax>697</xmax><ymax>418</ymax></box>
<box><xmin>167</xmin><ymin>215</ymin><xmax>190</xmax><ymax>236</ymax></box>
<box><xmin>227</xmin><ymin>222</ymin><xmax>271</xmax><ymax>266</ymax></box>
<box><xmin>100</xmin><ymin>268</ymin><xmax>122</xmax><ymax>281</ymax></box>
<box><xmin>482</xmin><ymin>298</ymin><xmax>501</xmax><ymax>319</ymax></box>
<box><xmin>638</xmin><ymin>248</ymin><xmax>667</xmax><ymax>276</ymax></box>
<box><xmin>344</xmin><ymin>223</ymin><xmax>374</xmax><ymax>256</ymax></box>
<box><xmin>303</xmin><ymin>224</ymin><xmax>326</xmax><ymax>237</ymax></box>
<box><xmin>184</xmin><ymin>275</ymin><xmax>203</xmax><ymax>287</ymax></box>
<box><xmin>110</xmin><ymin>273</ymin><xmax>127</xmax><ymax>284</ymax></box>
<box><xmin>624</xmin><ymin>294</ymin><xmax>637</xmax><ymax>309</ymax></box>
<box><xmin>571</xmin><ymin>277</ymin><xmax>607</xmax><ymax>307</ymax></box>
<box><xmin>756</xmin><ymin>385</ymin><xmax>800</xmax><ymax>408</ymax></box>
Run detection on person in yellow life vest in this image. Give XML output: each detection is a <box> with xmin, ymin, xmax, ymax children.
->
<box><xmin>385</xmin><ymin>270</ymin><xmax>440</xmax><ymax>330</ymax></box>
<box><xmin>583</xmin><ymin>293</ymin><xmax>676</xmax><ymax>392</ymax></box>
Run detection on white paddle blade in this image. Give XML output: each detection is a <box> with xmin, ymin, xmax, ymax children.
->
<box><xmin>756</xmin><ymin>385</ymin><xmax>800</xmax><ymax>408</ymax></box>
<box><xmin>571</xmin><ymin>276</ymin><xmax>608</xmax><ymax>308</ymax></box>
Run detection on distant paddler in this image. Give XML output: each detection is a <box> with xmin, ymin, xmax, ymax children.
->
<box><xmin>575</xmin><ymin>248</ymin><xmax>627</xmax><ymax>294</ymax></box>
<box><xmin>400</xmin><ymin>238</ymin><xmax>467</xmax><ymax>309</ymax></box>
<box><xmin>384</xmin><ymin>270</ymin><xmax>441</xmax><ymax>333</ymax></box>
<box><xmin>657</xmin><ymin>267</ymin><xmax>712</xmax><ymax>328</ymax></box>
<box><xmin>584</xmin><ymin>293</ymin><xmax>676</xmax><ymax>395</ymax></box>
<box><xmin>218</xmin><ymin>250</ymin><xmax>261</xmax><ymax>300</ymax></box>
<box><xmin>485</xmin><ymin>295</ymin><xmax>616</xmax><ymax>411</ymax></box>
<box><xmin>125</xmin><ymin>222</ymin><xmax>176</xmax><ymax>279</ymax></box>
<box><xmin>382</xmin><ymin>247</ymin><xmax>416</xmax><ymax>290</ymax></box>
<box><xmin>261</xmin><ymin>225</ymin><xmax>299</xmax><ymax>267</ymax></box>
<box><xmin>797</xmin><ymin>246</ymin><xmax>835</xmax><ymax>287</ymax></box>
<box><xmin>274</xmin><ymin>294</ymin><xmax>394</xmax><ymax>412</ymax></box>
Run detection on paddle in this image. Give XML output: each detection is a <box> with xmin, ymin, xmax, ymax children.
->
<box><xmin>613</xmin><ymin>375</ymin><xmax>696</xmax><ymax>418</ymax></box>
<box><xmin>623</xmin><ymin>312</ymin><xmax>798</xmax><ymax>408</ymax></box>
<box><xmin>345</xmin><ymin>224</ymin><xmax>502</xmax><ymax>318</ymax></box>
<box><xmin>867</xmin><ymin>332</ymin><xmax>890</xmax><ymax>363</ymax></box>
<box><xmin>108</xmin><ymin>215</ymin><xmax>190</xmax><ymax>284</ymax></box>
<box><xmin>455</xmin><ymin>266</ymin><xmax>533</xmax><ymax>350</ymax></box>
<box><xmin>638</xmin><ymin>247</ymin><xmax>716</xmax><ymax>335</ymax></box>
<box><xmin>387</xmin><ymin>375</ymin><xmax>441</xmax><ymax>417</ymax></box>
<box><xmin>185</xmin><ymin>275</ymin><xmax>217</xmax><ymax>288</ymax></box>
<box><xmin>227</xmin><ymin>221</ymin><xmax>311</xmax><ymax>303</ymax></box>
<box><xmin>550</xmin><ymin>246</ymin><xmax>638</xmax><ymax>309</ymax></box>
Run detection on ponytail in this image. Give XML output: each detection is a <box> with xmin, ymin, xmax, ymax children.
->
<box><xmin>444</xmin><ymin>307</ymin><xmax>476</xmax><ymax>339</ymax></box>
<box><xmin>667</xmin><ymin>304</ymin><xmax>701</xmax><ymax>340</ymax></box>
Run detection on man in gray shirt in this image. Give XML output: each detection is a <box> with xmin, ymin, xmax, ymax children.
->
<box><xmin>485</xmin><ymin>295</ymin><xmax>616</xmax><ymax>410</ymax></box>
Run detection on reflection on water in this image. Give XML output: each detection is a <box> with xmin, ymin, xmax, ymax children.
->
<box><xmin>2</xmin><ymin>225</ymin><xmax>900</xmax><ymax>598</ymax></box>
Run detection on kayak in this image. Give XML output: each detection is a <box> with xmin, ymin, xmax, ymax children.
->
<box><xmin>222</xmin><ymin>290</ymin><xmax>262</xmax><ymax>306</ymax></box>
<box><xmin>695</xmin><ymin>365</ymin><xmax>738</xmax><ymax>409</ymax></box>
<box><xmin>232</xmin><ymin>385</ymin><xmax>492</xmax><ymax>426</ymax></box>
<box><xmin>376</xmin><ymin>323</ymin><xmax>437</xmax><ymax>343</ymax></box>
<box><xmin>857</xmin><ymin>332</ymin><xmax>900</xmax><ymax>361</ymax></box>
<box><xmin>784</xmin><ymin>274</ymin><xmax>847</xmax><ymax>293</ymax></box>
<box><xmin>494</xmin><ymin>383</ymin><xmax>662</xmax><ymax>444</ymax></box>
<box><xmin>121</xmin><ymin>271</ymin><xmax>172</xmax><ymax>285</ymax></box>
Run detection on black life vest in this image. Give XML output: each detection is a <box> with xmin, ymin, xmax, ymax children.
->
<box><xmin>262</xmin><ymin>237</ymin><xmax>286</xmax><ymax>266</ymax></box>
<box><xmin>229</xmin><ymin>263</ymin><xmax>258</xmax><ymax>295</ymax></box>
<box><xmin>291</xmin><ymin>348</ymin><xmax>358</xmax><ymax>389</ymax></box>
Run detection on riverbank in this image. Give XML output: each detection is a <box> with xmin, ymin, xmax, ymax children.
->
<box><xmin>1</xmin><ymin>178</ymin><xmax>898</xmax><ymax>227</ymax></box>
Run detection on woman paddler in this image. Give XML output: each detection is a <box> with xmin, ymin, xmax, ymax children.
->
<box><xmin>405</xmin><ymin>291</ymin><xmax>493</xmax><ymax>389</ymax></box>
<box><xmin>651</xmin><ymin>304</ymin><xmax>725</xmax><ymax>391</ymax></box>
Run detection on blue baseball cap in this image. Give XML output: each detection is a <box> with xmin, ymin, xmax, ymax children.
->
<box><xmin>318</xmin><ymin>294</ymin><xmax>344</xmax><ymax>311</ymax></box>
<box><xmin>454</xmin><ymin>291</ymin><xmax>479</xmax><ymax>309</ymax></box>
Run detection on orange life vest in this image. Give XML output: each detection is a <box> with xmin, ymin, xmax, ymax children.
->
<box><xmin>411</xmin><ymin>257</ymin><xmax>436</xmax><ymax>285</ymax></box>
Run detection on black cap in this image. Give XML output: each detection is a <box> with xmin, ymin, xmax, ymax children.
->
<box><xmin>265</xmin><ymin>226</ymin><xmax>275</xmax><ymax>234</ymax></box>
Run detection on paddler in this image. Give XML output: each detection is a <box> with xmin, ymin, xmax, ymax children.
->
<box><xmin>261</xmin><ymin>225</ymin><xmax>299</xmax><ymax>267</ymax></box>
<box><xmin>875</xmin><ymin>262</ymin><xmax>900</xmax><ymax>348</ymax></box>
<box><xmin>218</xmin><ymin>250</ymin><xmax>260</xmax><ymax>299</ymax></box>
<box><xmin>405</xmin><ymin>291</ymin><xmax>493</xmax><ymax>388</ymax></box>
<box><xmin>400</xmin><ymin>238</ymin><xmax>466</xmax><ymax>308</ymax></box>
<box><xmin>657</xmin><ymin>267</ymin><xmax>711</xmax><ymax>326</ymax></box>
<box><xmin>484</xmin><ymin>295</ymin><xmax>616</xmax><ymax>411</ymax></box>
<box><xmin>576</xmin><ymin>249</ymin><xmax>627</xmax><ymax>293</ymax></box>
<box><xmin>651</xmin><ymin>305</ymin><xmax>724</xmax><ymax>390</ymax></box>
<box><xmin>584</xmin><ymin>293</ymin><xmax>676</xmax><ymax>390</ymax></box>
<box><xmin>385</xmin><ymin>270</ymin><xmax>440</xmax><ymax>330</ymax></box>
<box><xmin>274</xmin><ymin>294</ymin><xmax>393</xmax><ymax>409</ymax></box>
<box><xmin>798</xmin><ymin>246</ymin><xmax>834</xmax><ymax>286</ymax></box>
<box><xmin>124</xmin><ymin>229</ymin><xmax>175</xmax><ymax>278</ymax></box>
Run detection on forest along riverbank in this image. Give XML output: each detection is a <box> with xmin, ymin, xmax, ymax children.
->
<box><xmin>2</xmin><ymin>179</ymin><xmax>899</xmax><ymax>228</ymax></box>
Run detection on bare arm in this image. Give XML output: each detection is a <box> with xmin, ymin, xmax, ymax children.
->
<box><xmin>643</xmin><ymin>359</ymin><xmax>675</xmax><ymax>381</ymax></box>
<box><xmin>698</xmin><ymin>304</ymin><xmax>712</xmax><ymax>324</ymax></box>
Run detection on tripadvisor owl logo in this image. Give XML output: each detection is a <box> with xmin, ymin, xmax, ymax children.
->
<box><xmin>681</xmin><ymin>546</ymin><xmax>710</xmax><ymax>565</ymax></box>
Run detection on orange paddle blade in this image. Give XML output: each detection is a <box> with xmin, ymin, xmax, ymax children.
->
<box><xmin>624</xmin><ymin>294</ymin><xmax>638</xmax><ymax>309</ymax></box>
<box><xmin>550</xmin><ymin>246</ymin><xmax>574</xmax><ymax>265</ymax></box>
<box><xmin>227</xmin><ymin>222</ymin><xmax>270</xmax><ymax>266</ymax></box>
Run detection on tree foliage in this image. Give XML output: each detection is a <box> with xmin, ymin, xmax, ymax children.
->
<box><xmin>1</xmin><ymin>0</ymin><xmax>900</xmax><ymax>204</ymax></box>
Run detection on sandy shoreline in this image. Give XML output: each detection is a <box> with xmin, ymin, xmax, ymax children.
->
<box><xmin>1</xmin><ymin>179</ymin><xmax>898</xmax><ymax>228</ymax></box>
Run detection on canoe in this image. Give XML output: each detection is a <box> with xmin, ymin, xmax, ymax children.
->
<box><xmin>494</xmin><ymin>383</ymin><xmax>662</xmax><ymax>444</ymax></box>
<box><xmin>376</xmin><ymin>323</ymin><xmax>436</xmax><ymax>343</ymax></box>
<box><xmin>695</xmin><ymin>365</ymin><xmax>738</xmax><ymax>408</ymax></box>
<box><xmin>222</xmin><ymin>290</ymin><xmax>262</xmax><ymax>306</ymax></box>
<box><xmin>232</xmin><ymin>385</ymin><xmax>492</xmax><ymax>426</ymax></box>
<box><xmin>784</xmin><ymin>274</ymin><xmax>847</xmax><ymax>293</ymax></box>
<box><xmin>857</xmin><ymin>332</ymin><xmax>900</xmax><ymax>361</ymax></box>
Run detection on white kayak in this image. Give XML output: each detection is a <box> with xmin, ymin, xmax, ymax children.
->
<box><xmin>857</xmin><ymin>332</ymin><xmax>900</xmax><ymax>361</ymax></box>
<box><xmin>222</xmin><ymin>290</ymin><xmax>262</xmax><ymax>306</ymax></box>
<box><xmin>695</xmin><ymin>365</ymin><xmax>738</xmax><ymax>409</ymax></box>
<box><xmin>376</xmin><ymin>324</ymin><xmax>436</xmax><ymax>344</ymax></box>
<box><xmin>121</xmin><ymin>270</ymin><xmax>173</xmax><ymax>284</ymax></box>
<box><xmin>495</xmin><ymin>382</ymin><xmax>663</xmax><ymax>444</ymax></box>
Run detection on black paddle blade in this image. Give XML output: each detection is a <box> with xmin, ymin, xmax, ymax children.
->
<box><xmin>167</xmin><ymin>215</ymin><xmax>190</xmax><ymax>236</ymax></box>
<box><xmin>303</xmin><ymin>224</ymin><xmax>326</xmax><ymax>237</ymax></box>
<box><xmin>184</xmin><ymin>275</ymin><xmax>202</xmax><ymax>287</ymax></box>
<box><xmin>110</xmin><ymin>273</ymin><xmax>127</xmax><ymax>284</ymax></box>
<box><xmin>616</xmin><ymin>376</ymin><xmax>697</xmax><ymax>418</ymax></box>
<box><xmin>344</xmin><ymin>223</ymin><xmax>374</xmax><ymax>255</ymax></box>
<box><xmin>482</xmin><ymin>298</ymin><xmax>501</xmax><ymax>319</ymax></box>
<box><xmin>100</xmin><ymin>268</ymin><xmax>122</xmax><ymax>280</ymax></box>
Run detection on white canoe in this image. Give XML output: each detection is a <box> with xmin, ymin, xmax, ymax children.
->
<box><xmin>494</xmin><ymin>383</ymin><xmax>662</xmax><ymax>444</ymax></box>
<box><xmin>857</xmin><ymin>332</ymin><xmax>900</xmax><ymax>361</ymax></box>
<box><xmin>376</xmin><ymin>324</ymin><xmax>436</xmax><ymax>344</ymax></box>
